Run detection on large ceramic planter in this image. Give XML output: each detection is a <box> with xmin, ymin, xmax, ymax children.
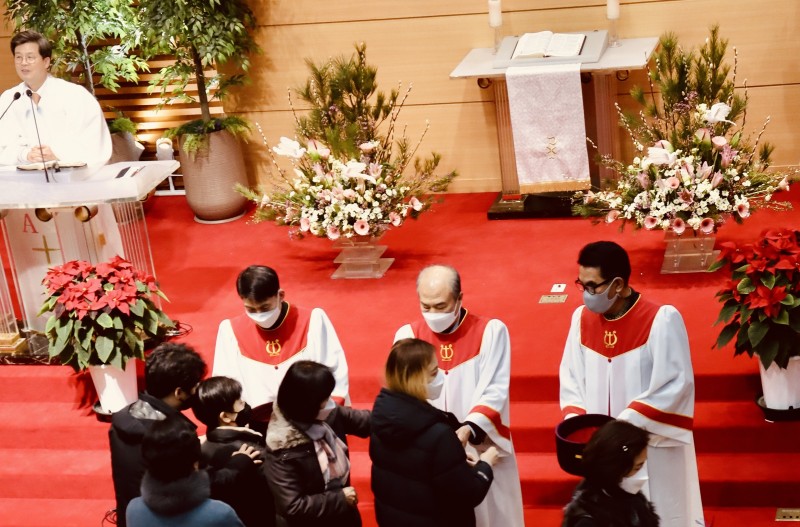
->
<box><xmin>759</xmin><ymin>356</ymin><xmax>800</xmax><ymax>410</ymax></box>
<box><xmin>179</xmin><ymin>129</ymin><xmax>248</xmax><ymax>223</ymax></box>
<box><xmin>88</xmin><ymin>360</ymin><xmax>138</xmax><ymax>414</ymax></box>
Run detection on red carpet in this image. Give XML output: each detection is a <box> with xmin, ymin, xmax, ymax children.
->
<box><xmin>2</xmin><ymin>188</ymin><xmax>800</xmax><ymax>526</ymax></box>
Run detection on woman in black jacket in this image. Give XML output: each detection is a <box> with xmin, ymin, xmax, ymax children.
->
<box><xmin>264</xmin><ymin>361</ymin><xmax>370</xmax><ymax>527</ymax></box>
<box><xmin>369</xmin><ymin>338</ymin><xmax>499</xmax><ymax>527</ymax></box>
<box><xmin>562</xmin><ymin>420</ymin><xmax>660</xmax><ymax>527</ymax></box>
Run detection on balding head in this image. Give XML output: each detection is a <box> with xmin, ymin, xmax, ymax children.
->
<box><xmin>416</xmin><ymin>265</ymin><xmax>462</xmax><ymax>313</ymax></box>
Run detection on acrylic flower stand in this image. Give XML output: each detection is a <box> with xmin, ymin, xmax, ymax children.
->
<box><xmin>661</xmin><ymin>230</ymin><xmax>719</xmax><ymax>274</ymax></box>
<box><xmin>331</xmin><ymin>236</ymin><xmax>394</xmax><ymax>279</ymax></box>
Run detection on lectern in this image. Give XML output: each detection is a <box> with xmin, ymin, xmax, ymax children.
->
<box><xmin>0</xmin><ymin>161</ymin><xmax>179</xmax><ymax>357</ymax></box>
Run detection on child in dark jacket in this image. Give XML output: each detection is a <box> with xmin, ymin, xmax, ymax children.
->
<box><xmin>195</xmin><ymin>376</ymin><xmax>275</xmax><ymax>527</ymax></box>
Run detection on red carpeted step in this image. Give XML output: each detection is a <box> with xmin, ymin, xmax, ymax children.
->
<box><xmin>0</xmin><ymin>402</ymin><xmax>108</xmax><ymax>449</ymax></box>
<box><xmin>0</xmin><ymin>498</ymin><xmax>116</xmax><ymax>527</ymax></box>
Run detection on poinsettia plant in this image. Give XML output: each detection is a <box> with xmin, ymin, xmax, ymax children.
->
<box><xmin>711</xmin><ymin>228</ymin><xmax>800</xmax><ymax>369</ymax></box>
<box><xmin>38</xmin><ymin>256</ymin><xmax>174</xmax><ymax>372</ymax></box>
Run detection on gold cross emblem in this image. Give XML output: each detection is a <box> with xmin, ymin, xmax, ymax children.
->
<box><xmin>265</xmin><ymin>339</ymin><xmax>282</xmax><ymax>357</ymax></box>
<box><xmin>440</xmin><ymin>344</ymin><xmax>454</xmax><ymax>361</ymax></box>
<box><xmin>546</xmin><ymin>136</ymin><xmax>558</xmax><ymax>159</ymax></box>
<box><xmin>603</xmin><ymin>330</ymin><xmax>618</xmax><ymax>349</ymax></box>
<box><xmin>32</xmin><ymin>235</ymin><xmax>59</xmax><ymax>264</ymax></box>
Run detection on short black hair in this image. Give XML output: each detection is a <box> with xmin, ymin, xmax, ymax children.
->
<box><xmin>236</xmin><ymin>265</ymin><xmax>280</xmax><ymax>301</ymax></box>
<box><xmin>582</xmin><ymin>420</ymin><xmax>649</xmax><ymax>487</ymax></box>
<box><xmin>578</xmin><ymin>241</ymin><xmax>632</xmax><ymax>284</ymax></box>
<box><xmin>277</xmin><ymin>361</ymin><xmax>335</xmax><ymax>423</ymax></box>
<box><xmin>142</xmin><ymin>416</ymin><xmax>200</xmax><ymax>482</ymax></box>
<box><xmin>193</xmin><ymin>376</ymin><xmax>243</xmax><ymax>429</ymax></box>
<box><xmin>145</xmin><ymin>343</ymin><xmax>207</xmax><ymax>399</ymax></box>
<box><xmin>11</xmin><ymin>30</ymin><xmax>52</xmax><ymax>58</ymax></box>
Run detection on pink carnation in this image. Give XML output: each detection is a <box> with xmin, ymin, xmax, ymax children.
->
<box><xmin>354</xmin><ymin>219</ymin><xmax>370</xmax><ymax>236</ymax></box>
<box><xmin>671</xmin><ymin>218</ymin><xmax>686</xmax><ymax>235</ymax></box>
<box><xmin>605</xmin><ymin>210</ymin><xmax>620</xmax><ymax>223</ymax></box>
<box><xmin>326</xmin><ymin>225</ymin><xmax>340</xmax><ymax>240</ymax></box>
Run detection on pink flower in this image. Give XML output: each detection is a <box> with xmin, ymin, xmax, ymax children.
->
<box><xmin>778</xmin><ymin>177</ymin><xmax>790</xmax><ymax>191</ymax></box>
<box><xmin>359</xmin><ymin>140</ymin><xmax>380</xmax><ymax>153</ymax></box>
<box><xmin>736</xmin><ymin>202</ymin><xmax>750</xmax><ymax>219</ymax></box>
<box><xmin>326</xmin><ymin>225</ymin><xmax>340</xmax><ymax>240</ymax></box>
<box><xmin>354</xmin><ymin>219</ymin><xmax>370</xmax><ymax>236</ymax></box>
<box><xmin>653</xmin><ymin>139</ymin><xmax>673</xmax><ymax>152</ymax></box>
<box><xmin>671</xmin><ymin>218</ymin><xmax>686</xmax><ymax>235</ymax></box>
<box><xmin>720</xmin><ymin>145</ymin><xmax>737</xmax><ymax>169</ymax></box>
<box><xmin>307</xmin><ymin>139</ymin><xmax>331</xmax><ymax>159</ymax></box>
<box><xmin>299</xmin><ymin>218</ymin><xmax>311</xmax><ymax>232</ymax></box>
<box><xmin>409</xmin><ymin>196</ymin><xmax>423</xmax><ymax>211</ymax></box>
<box><xmin>636</xmin><ymin>172</ymin><xmax>650</xmax><ymax>190</ymax></box>
<box><xmin>711</xmin><ymin>136</ymin><xmax>727</xmax><ymax>149</ymax></box>
<box><xmin>665</xmin><ymin>176</ymin><xmax>681</xmax><ymax>190</ymax></box>
<box><xmin>643</xmin><ymin>216</ymin><xmax>659</xmax><ymax>230</ymax></box>
<box><xmin>710</xmin><ymin>171</ymin><xmax>725</xmax><ymax>188</ymax></box>
<box><xmin>343</xmin><ymin>189</ymin><xmax>356</xmax><ymax>200</ymax></box>
<box><xmin>699</xmin><ymin>218</ymin><xmax>716</xmax><ymax>234</ymax></box>
<box><xmin>679</xmin><ymin>189</ymin><xmax>694</xmax><ymax>204</ymax></box>
<box><xmin>389</xmin><ymin>212</ymin><xmax>402</xmax><ymax>226</ymax></box>
<box><xmin>584</xmin><ymin>190</ymin><xmax>596</xmax><ymax>204</ymax></box>
<box><xmin>605</xmin><ymin>210</ymin><xmax>620</xmax><ymax>223</ymax></box>
<box><xmin>696</xmin><ymin>162</ymin><xmax>713</xmax><ymax>181</ymax></box>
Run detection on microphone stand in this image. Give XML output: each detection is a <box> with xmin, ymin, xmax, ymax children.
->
<box><xmin>0</xmin><ymin>92</ymin><xmax>21</xmax><ymax>122</ymax></box>
<box><xmin>26</xmin><ymin>89</ymin><xmax>50</xmax><ymax>183</ymax></box>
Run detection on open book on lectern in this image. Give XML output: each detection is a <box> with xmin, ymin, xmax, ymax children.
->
<box><xmin>511</xmin><ymin>31</ymin><xmax>586</xmax><ymax>59</ymax></box>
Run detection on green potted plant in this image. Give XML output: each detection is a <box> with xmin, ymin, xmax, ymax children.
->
<box><xmin>107</xmin><ymin>114</ymin><xmax>145</xmax><ymax>163</ymax></box>
<box><xmin>711</xmin><ymin>227</ymin><xmax>800</xmax><ymax>415</ymax></box>
<box><xmin>4</xmin><ymin>0</ymin><xmax>150</xmax><ymax>95</ymax></box>
<box><xmin>137</xmin><ymin>0</ymin><xmax>259</xmax><ymax>223</ymax></box>
<box><xmin>38</xmin><ymin>256</ymin><xmax>174</xmax><ymax>413</ymax></box>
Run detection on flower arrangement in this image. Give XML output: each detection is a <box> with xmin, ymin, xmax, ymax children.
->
<box><xmin>573</xmin><ymin>26</ymin><xmax>793</xmax><ymax>233</ymax></box>
<box><xmin>38</xmin><ymin>256</ymin><xmax>174</xmax><ymax>372</ymax></box>
<box><xmin>238</xmin><ymin>43</ymin><xmax>456</xmax><ymax>239</ymax></box>
<box><xmin>710</xmin><ymin>228</ymin><xmax>800</xmax><ymax>369</ymax></box>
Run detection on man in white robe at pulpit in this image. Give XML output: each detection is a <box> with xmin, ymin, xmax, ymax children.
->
<box><xmin>559</xmin><ymin>241</ymin><xmax>704</xmax><ymax>527</ymax></box>
<box><xmin>213</xmin><ymin>265</ymin><xmax>351</xmax><ymax>430</ymax></box>
<box><xmin>0</xmin><ymin>30</ymin><xmax>116</xmax><ymax>333</ymax></box>
<box><xmin>394</xmin><ymin>265</ymin><xmax>525</xmax><ymax>527</ymax></box>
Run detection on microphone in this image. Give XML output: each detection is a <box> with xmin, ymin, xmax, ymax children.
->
<box><xmin>0</xmin><ymin>92</ymin><xmax>21</xmax><ymax>122</ymax></box>
<box><xmin>26</xmin><ymin>89</ymin><xmax>50</xmax><ymax>183</ymax></box>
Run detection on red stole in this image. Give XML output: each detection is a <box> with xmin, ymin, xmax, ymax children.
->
<box><xmin>580</xmin><ymin>297</ymin><xmax>661</xmax><ymax>359</ymax></box>
<box><xmin>230</xmin><ymin>305</ymin><xmax>311</xmax><ymax>365</ymax></box>
<box><xmin>410</xmin><ymin>311</ymin><xmax>490</xmax><ymax>371</ymax></box>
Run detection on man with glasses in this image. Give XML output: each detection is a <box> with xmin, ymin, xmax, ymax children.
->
<box><xmin>0</xmin><ymin>30</ymin><xmax>111</xmax><ymax>167</ymax></box>
<box><xmin>559</xmin><ymin>241</ymin><xmax>703</xmax><ymax>527</ymax></box>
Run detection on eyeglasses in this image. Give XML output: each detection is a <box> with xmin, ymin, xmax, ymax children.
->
<box><xmin>574</xmin><ymin>278</ymin><xmax>614</xmax><ymax>295</ymax></box>
<box><xmin>14</xmin><ymin>55</ymin><xmax>40</xmax><ymax>65</ymax></box>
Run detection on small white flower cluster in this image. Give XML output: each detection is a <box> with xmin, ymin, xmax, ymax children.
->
<box><xmin>261</xmin><ymin>137</ymin><xmax>423</xmax><ymax>239</ymax></box>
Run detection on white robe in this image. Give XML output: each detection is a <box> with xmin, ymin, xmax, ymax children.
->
<box><xmin>0</xmin><ymin>76</ymin><xmax>111</xmax><ymax>169</ymax></box>
<box><xmin>213</xmin><ymin>307</ymin><xmax>350</xmax><ymax>408</ymax></box>
<box><xmin>395</xmin><ymin>315</ymin><xmax>525</xmax><ymax>527</ymax></box>
<box><xmin>559</xmin><ymin>298</ymin><xmax>704</xmax><ymax>527</ymax></box>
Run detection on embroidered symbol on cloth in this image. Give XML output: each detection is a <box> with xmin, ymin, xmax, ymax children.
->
<box><xmin>440</xmin><ymin>344</ymin><xmax>454</xmax><ymax>361</ymax></box>
<box><xmin>603</xmin><ymin>330</ymin><xmax>618</xmax><ymax>349</ymax></box>
<box><xmin>266</xmin><ymin>339</ymin><xmax>282</xmax><ymax>357</ymax></box>
<box><xmin>546</xmin><ymin>136</ymin><xmax>558</xmax><ymax>159</ymax></box>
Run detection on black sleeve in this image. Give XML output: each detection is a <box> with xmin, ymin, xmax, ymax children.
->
<box><xmin>465</xmin><ymin>421</ymin><xmax>487</xmax><ymax>444</ymax></box>
<box><xmin>429</xmin><ymin>423</ymin><xmax>493</xmax><ymax>508</ymax></box>
<box><xmin>574</xmin><ymin>517</ymin><xmax>596</xmax><ymax>527</ymax></box>
<box><xmin>333</xmin><ymin>406</ymin><xmax>371</xmax><ymax>438</ymax></box>
<box><xmin>208</xmin><ymin>452</ymin><xmax>257</xmax><ymax>500</ymax></box>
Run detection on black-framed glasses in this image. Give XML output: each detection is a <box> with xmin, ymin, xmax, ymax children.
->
<box><xmin>574</xmin><ymin>278</ymin><xmax>613</xmax><ymax>295</ymax></box>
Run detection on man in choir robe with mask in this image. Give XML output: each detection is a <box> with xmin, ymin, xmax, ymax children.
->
<box><xmin>213</xmin><ymin>265</ymin><xmax>350</xmax><ymax>431</ymax></box>
<box><xmin>394</xmin><ymin>264</ymin><xmax>525</xmax><ymax>527</ymax></box>
<box><xmin>559</xmin><ymin>241</ymin><xmax>704</xmax><ymax>527</ymax></box>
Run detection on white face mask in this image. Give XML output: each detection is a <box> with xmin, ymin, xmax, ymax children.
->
<box><xmin>619</xmin><ymin>461</ymin><xmax>648</xmax><ymax>494</ymax></box>
<box><xmin>246</xmin><ymin>304</ymin><xmax>282</xmax><ymax>328</ymax></box>
<box><xmin>427</xmin><ymin>370</ymin><xmax>445</xmax><ymax>400</ymax></box>
<box><xmin>316</xmin><ymin>398</ymin><xmax>336</xmax><ymax>421</ymax></box>
<box><xmin>422</xmin><ymin>302</ymin><xmax>460</xmax><ymax>333</ymax></box>
<box><xmin>582</xmin><ymin>278</ymin><xmax>620</xmax><ymax>314</ymax></box>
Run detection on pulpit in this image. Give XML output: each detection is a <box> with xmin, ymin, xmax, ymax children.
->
<box><xmin>0</xmin><ymin>161</ymin><xmax>179</xmax><ymax>357</ymax></box>
<box><xmin>450</xmin><ymin>37</ymin><xmax>658</xmax><ymax>218</ymax></box>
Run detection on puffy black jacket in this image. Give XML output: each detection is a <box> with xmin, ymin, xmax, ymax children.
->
<box><xmin>369</xmin><ymin>388</ymin><xmax>493</xmax><ymax>527</ymax></box>
<box><xmin>109</xmin><ymin>393</ymin><xmax>197</xmax><ymax>527</ymax></box>
<box><xmin>562</xmin><ymin>480</ymin><xmax>660</xmax><ymax>527</ymax></box>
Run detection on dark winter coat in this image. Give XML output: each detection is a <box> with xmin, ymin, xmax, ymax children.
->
<box><xmin>109</xmin><ymin>392</ymin><xmax>197</xmax><ymax>527</ymax></box>
<box><xmin>369</xmin><ymin>388</ymin><xmax>494</xmax><ymax>527</ymax></box>
<box><xmin>264</xmin><ymin>404</ymin><xmax>371</xmax><ymax>527</ymax></box>
<box><xmin>202</xmin><ymin>426</ymin><xmax>274</xmax><ymax>527</ymax></box>
<box><xmin>126</xmin><ymin>469</ymin><xmax>244</xmax><ymax>527</ymax></box>
<box><xmin>562</xmin><ymin>480</ymin><xmax>660</xmax><ymax>527</ymax></box>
